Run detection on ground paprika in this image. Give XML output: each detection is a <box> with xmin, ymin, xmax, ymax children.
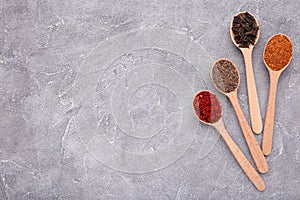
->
<box><xmin>264</xmin><ymin>34</ymin><xmax>293</xmax><ymax>71</ymax></box>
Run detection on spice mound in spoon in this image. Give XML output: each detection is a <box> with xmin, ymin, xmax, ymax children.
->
<box><xmin>211</xmin><ymin>59</ymin><xmax>239</xmax><ymax>93</ymax></box>
<box><xmin>232</xmin><ymin>12</ymin><xmax>259</xmax><ymax>48</ymax></box>
<box><xmin>264</xmin><ymin>34</ymin><xmax>293</xmax><ymax>71</ymax></box>
<box><xmin>193</xmin><ymin>91</ymin><xmax>222</xmax><ymax>124</ymax></box>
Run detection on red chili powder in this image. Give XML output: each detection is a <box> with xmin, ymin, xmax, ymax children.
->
<box><xmin>193</xmin><ymin>91</ymin><xmax>222</xmax><ymax>123</ymax></box>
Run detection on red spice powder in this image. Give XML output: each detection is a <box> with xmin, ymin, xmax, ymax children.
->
<box><xmin>193</xmin><ymin>91</ymin><xmax>222</xmax><ymax>123</ymax></box>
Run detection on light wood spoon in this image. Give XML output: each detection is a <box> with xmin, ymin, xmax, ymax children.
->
<box><xmin>211</xmin><ymin>59</ymin><xmax>268</xmax><ymax>173</ymax></box>
<box><xmin>262</xmin><ymin>34</ymin><xmax>293</xmax><ymax>156</ymax></box>
<box><xmin>193</xmin><ymin>90</ymin><xmax>266</xmax><ymax>191</ymax></box>
<box><xmin>230</xmin><ymin>12</ymin><xmax>263</xmax><ymax>134</ymax></box>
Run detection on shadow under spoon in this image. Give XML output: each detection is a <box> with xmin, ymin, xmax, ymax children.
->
<box><xmin>211</xmin><ymin>59</ymin><xmax>268</xmax><ymax>173</ymax></box>
<box><xmin>262</xmin><ymin>34</ymin><xmax>293</xmax><ymax>156</ymax></box>
<box><xmin>230</xmin><ymin>12</ymin><xmax>262</xmax><ymax>134</ymax></box>
<box><xmin>192</xmin><ymin>90</ymin><xmax>266</xmax><ymax>191</ymax></box>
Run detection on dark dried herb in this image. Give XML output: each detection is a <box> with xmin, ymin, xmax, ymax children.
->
<box><xmin>193</xmin><ymin>91</ymin><xmax>222</xmax><ymax>124</ymax></box>
<box><xmin>232</xmin><ymin>12</ymin><xmax>259</xmax><ymax>48</ymax></box>
<box><xmin>212</xmin><ymin>60</ymin><xmax>239</xmax><ymax>93</ymax></box>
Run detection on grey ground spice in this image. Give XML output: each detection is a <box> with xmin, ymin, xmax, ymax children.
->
<box><xmin>212</xmin><ymin>60</ymin><xmax>239</xmax><ymax>93</ymax></box>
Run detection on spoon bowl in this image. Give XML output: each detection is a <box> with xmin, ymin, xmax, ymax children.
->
<box><xmin>230</xmin><ymin>12</ymin><xmax>260</xmax><ymax>49</ymax></box>
<box><xmin>211</xmin><ymin>58</ymin><xmax>240</xmax><ymax>94</ymax></box>
<box><xmin>211</xmin><ymin>59</ymin><xmax>268</xmax><ymax>173</ymax></box>
<box><xmin>230</xmin><ymin>12</ymin><xmax>263</xmax><ymax>134</ymax></box>
<box><xmin>262</xmin><ymin>34</ymin><xmax>293</xmax><ymax>156</ymax></box>
<box><xmin>263</xmin><ymin>34</ymin><xmax>293</xmax><ymax>73</ymax></box>
<box><xmin>192</xmin><ymin>90</ymin><xmax>266</xmax><ymax>191</ymax></box>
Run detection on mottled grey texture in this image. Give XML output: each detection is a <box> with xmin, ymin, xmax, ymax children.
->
<box><xmin>0</xmin><ymin>0</ymin><xmax>299</xmax><ymax>199</ymax></box>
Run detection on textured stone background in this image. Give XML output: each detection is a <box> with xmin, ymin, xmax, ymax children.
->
<box><xmin>0</xmin><ymin>0</ymin><xmax>300</xmax><ymax>199</ymax></box>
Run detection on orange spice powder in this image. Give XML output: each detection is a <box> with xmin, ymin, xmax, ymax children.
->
<box><xmin>264</xmin><ymin>34</ymin><xmax>293</xmax><ymax>71</ymax></box>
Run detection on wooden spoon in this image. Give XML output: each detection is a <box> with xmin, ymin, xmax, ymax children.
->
<box><xmin>230</xmin><ymin>12</ymin><xmax>263</xmax><ymax>134</ymax></box>
<box><xmin>193</xmin><ymin>90</ymin><xmax>266</xmax><ymax>191</ymax></box>
<box><xmin>262</xmin><ymin>34</ymin><xmax>293</xmax><ymax>156</ymax></box>
<box><xmin>211</xmin><ymin>59</ymin><xmax>268</xmax><ymax>173</ymax></box>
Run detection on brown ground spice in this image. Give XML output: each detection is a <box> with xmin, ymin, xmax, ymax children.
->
<box><xmin>212</xmin><ymin>60</ymin><xmax>239</xmax><ymax>93</ymax></box>
<box><xmin>264</xmin><ymin>34</ymin><xmax>293</xmax><ymax>71</ymax></box>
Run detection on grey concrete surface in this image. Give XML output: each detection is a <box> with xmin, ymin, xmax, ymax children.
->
<box><xmin>0</xmin><ymin>0</ymin><xmax>300</xmax><ymax>199</ymax></box>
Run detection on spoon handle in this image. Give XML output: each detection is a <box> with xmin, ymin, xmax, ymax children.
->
<box><xmin>262</xmin><ymin>72</ymin><xmax>280</xmax><ymax>156</ymax></box>
<box><xmin>215</xmin><ymin>121</ymin><xmax>266</xmax><ymax>191</ymax></box>
<box><xmin>228</xmin><ymin>92</ymin><xmax>268</xmax><ymax>173</ymax></box>
<box><xmin>241</xmin><ymin>48</ymin><xmax>263</xmax><ymax>134</ymax></box>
